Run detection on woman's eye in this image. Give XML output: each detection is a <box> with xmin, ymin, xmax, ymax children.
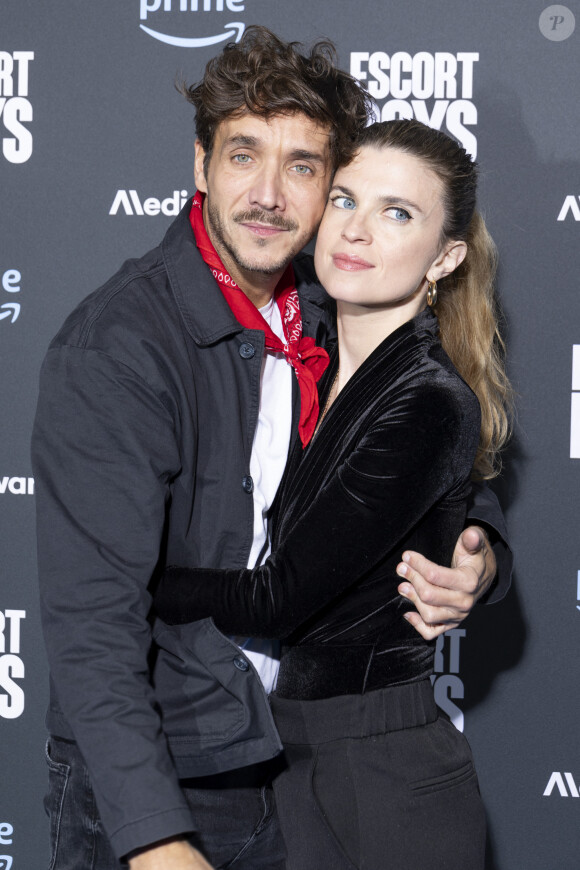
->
<box><xmin>332</xmin><ymin>196</ymin><xmax>356</xmax><ymax>210</ymax></box>
<box><xmin>387</xmin><ymin>207</ymin><xmax>411</xmax><ymax>222</ymax></box>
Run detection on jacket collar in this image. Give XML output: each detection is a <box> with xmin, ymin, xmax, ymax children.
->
<box><xmin>161</xmin><ymin>199</ymin><xmax>332</xmax><ymax>347</ymax></box>
<box><xmin>162</xmin><ymin>200</ymin><xmax>242</xmax><ymax>347</ymax></box>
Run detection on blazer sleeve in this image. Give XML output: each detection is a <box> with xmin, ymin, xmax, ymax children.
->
<box><xmin>466</xmin><ymin>481</ymin><xmax>513</xmax><ymax>603</ymax></box>
<box><xmin>32</xmin><ymin>346</ymin><xmax>194</xmax><ymax>859</ymax></box>
<box><xmin>155</xmin><ymin>379</ymin><xmax>479</xmax><ymax>637</ymax></box>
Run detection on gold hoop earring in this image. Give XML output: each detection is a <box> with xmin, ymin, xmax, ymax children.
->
<box><xmin>426</xmin><ymin>280</ymin><xmax>438</xmax><ymax>307</ymax></box>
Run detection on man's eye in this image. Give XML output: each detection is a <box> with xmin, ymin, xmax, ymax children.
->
<box><xmin>387</xmin><ymin>207</ymin><xmax>411</xmax><ymax>222</ymax></box>
<box><xmin>292</xmin><ymin>165</ymin><xmax>312</xmax><ymax>175</ymax></box>
<box><xmin>233</xmin><ymin>154</ymin><xmax>251</xmax><ymax>164</ymax></box>
<box><xmin>331</xmin><ymin>196</ymin><xmax>356</xmax><ymax>210</ymax></box>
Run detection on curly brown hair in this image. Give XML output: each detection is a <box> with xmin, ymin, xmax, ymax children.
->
<box><xmin>180</xmin><ymin>26</ymin><xmax>371</xmax><ymax>173</ymax></box>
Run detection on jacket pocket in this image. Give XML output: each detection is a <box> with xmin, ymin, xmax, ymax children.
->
<box><xmin>152</xmin><ymin>619</ymin><xmax>246</xmax><ymax>745</ymax></box>
<box><xmin>152</xmin><ymin>618</ymin><xmax>283</xmax><ymax>776</ymax></box>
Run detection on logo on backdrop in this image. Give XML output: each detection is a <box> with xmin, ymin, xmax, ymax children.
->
<box><xmin>570</xmin><ymin>345</ymin><xmax>580</xmax><ymax>458</ymax></box>
<box><xmin>1</xmin><ymin>270</ymin><xmax>21</xmax><ymax>324</ymax></box>
<box><xmin>543</xmin><ymin>771</ymin><xmax>580</xmax><ymax>797</ymax></box>
<box><xmin>431</xmin><ymin>628</ymin><xmax>466</xmax><ymax>732</ymax></box>
<box><xmin>539</xmin><ymin>5</ymin><xmax>576</xmax><ymax>41</ymax></box>
<box><xmin>0</xmin><ymin>822</ymin><xmax>13</xmax><ymax>870</ymax></box>
<box><xmin>558</xmin><ymin>196</ymin><xmax>580</xmax><ymax>221</ymax></box>
<box><xmin>0</xmin><ymin>478</ymin><xmax>34</xmax><ymax>495</ymax></box>
<box><xmin>139</xmin><ymin>1</ymin><xmax>246</xmax><ymax>48</ymax></box>
<box><xmin>0</xmin><ymin>610</ymin><xmax>26</xmax><ymax>719</ymax></box>
<box><xmin>350</xmin><ymin>51</ymin><xmax>479</xmax><ymax>158</ymax></box>
<box><xmin>109</xmin><ymin>189</ymin><xmax>189</xmax><ymax>216</ymax></box>
<box><xmin>0</xmin><ymin>51</ymin><xmax>34</xmax><ymax>164</ymax></box>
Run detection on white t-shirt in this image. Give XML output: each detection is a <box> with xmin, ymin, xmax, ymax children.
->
<box><xmin>234</xmin><ymin>296</ymin><xmax>293</xmax><ymax>693</ymax></box>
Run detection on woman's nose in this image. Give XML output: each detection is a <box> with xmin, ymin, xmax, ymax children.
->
<box><xmin>341</xmin><ymin>213</ymin><xmax>371</xmax><ymax>243</ymax></box>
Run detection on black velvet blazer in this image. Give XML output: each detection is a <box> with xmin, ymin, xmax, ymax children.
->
<box><xmin>156</xmin><ymin>309</ymin><xmax>481</xmax><ymax>700</ymax></box>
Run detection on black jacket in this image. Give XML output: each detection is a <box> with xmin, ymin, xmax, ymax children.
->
<box><xmin>32</xmin><ymin>202</ymin><xmax>511</xmax><ymax>859</ymax></box>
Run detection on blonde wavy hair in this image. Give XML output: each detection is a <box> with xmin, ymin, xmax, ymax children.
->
<box><xmin>357</xmin><ymin>120</ymin><xmax>513</xmax><ymax>479</ymax></box>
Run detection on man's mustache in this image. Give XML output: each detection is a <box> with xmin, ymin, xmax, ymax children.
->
<box><xmin>233</xmin><ymin>209</ymin><xmax>298</xmax><ymax>232</ymax></box>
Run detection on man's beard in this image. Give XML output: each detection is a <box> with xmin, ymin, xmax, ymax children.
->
<box><xmin>206</xmin><ymin>200</ymin><xmax>302</xmax><ymax>276</ymax></box>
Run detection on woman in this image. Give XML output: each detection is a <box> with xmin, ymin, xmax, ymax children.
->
<box><xmin>155</xmin><ymin>120</ymin><xmax>511</xmax><ymax>869</ymax></box>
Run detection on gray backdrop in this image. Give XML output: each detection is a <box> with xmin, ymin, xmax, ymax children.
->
<box><xmin>2</xmin><ymin>1</ymin><xmax>579</xmax><ymax>867</ymax></box>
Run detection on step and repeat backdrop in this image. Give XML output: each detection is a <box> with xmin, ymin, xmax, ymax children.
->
<box><xmin>2</xmin><ymin>1</ymin><xmax>580</xmax><ymax>868</ymax></box>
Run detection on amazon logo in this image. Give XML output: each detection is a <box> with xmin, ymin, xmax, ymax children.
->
<box><xmin>1</xmin><ymin>270</ymin><xmax>20</xmax><ymax>325</ymax></box>
<box><xmin>139</xmin><ymin>0</ymin><xmax>246</xmax><ymax>48</ymax></box>
<box><xmin>0</xmin><ymin>824</ymin><xmax>13</xmax><ymax>870</ymax></box>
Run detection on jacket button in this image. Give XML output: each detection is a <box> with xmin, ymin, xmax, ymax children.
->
<box><xmin>239</xmin><ymin>342</ymin><xmax>255</xmax><ymax>359</ymax></box>
<box><xmin>242</xmin><ymin>475</ymin><xmax>254</xmax><ymax>494</ymax></box>
<box><xmin>233</xmin><ymin>655</ymin><xmax>250</xmax><ymax>672</ymax></box>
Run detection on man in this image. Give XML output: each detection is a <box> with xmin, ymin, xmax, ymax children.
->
<box><xmin>32</xmin><ymin>27</ymin><xmax>510</xmax><ymax>870</ymax></box>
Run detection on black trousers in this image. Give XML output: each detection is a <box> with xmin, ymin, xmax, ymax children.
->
<box><xmin>270</xmin><ymin>680</ymin><xmax>486</xmax><ymax>870</ymax></box>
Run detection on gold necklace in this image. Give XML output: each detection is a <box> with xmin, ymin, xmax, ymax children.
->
<box><xmin>316</xmin><ymin>368</ymin><xmax>340</xmax><ymax>432</ymax></box>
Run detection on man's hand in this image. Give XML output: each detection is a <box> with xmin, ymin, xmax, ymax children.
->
<box><xmin>128</xmin><ymin>839</ymin><xmax>215</xmax><ymax>870</ymax></box>
<box><xmin>396</xmin><ymin>526</ymin><xmax>496</xmax><ymax>640</ymax></box>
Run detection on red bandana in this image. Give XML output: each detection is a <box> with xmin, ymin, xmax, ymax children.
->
<box><xmin>189</xmin><ymin>193</ymin><xmax>329</xmax><ymax>447</ymax></box>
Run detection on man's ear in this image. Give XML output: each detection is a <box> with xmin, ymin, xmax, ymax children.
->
<box><xmin>194</xmin><ymin>139</ymin><xmax>209</xmax><ymax>194</ymax></box>
<box><xmin>428</xmin><ymin>240</ymin><xmax>467</xmax><ymax>283</ymax></box>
